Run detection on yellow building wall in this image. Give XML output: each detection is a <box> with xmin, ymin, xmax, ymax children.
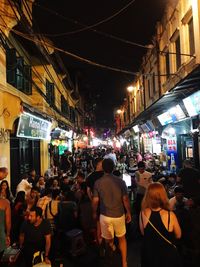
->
<box><xmin>0</xmin><ymin>0</ymin><xmax>81</xmax><ymax>187</ymax></box>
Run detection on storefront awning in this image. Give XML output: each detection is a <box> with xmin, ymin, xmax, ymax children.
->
<box><xmin>129</xmin><ymin>66</ymin><xmax>200</xmax><ymax>128</ymax></box>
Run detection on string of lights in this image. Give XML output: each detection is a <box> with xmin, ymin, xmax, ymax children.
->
<box><xmin>34</xmin><ymin>0</ymin><xmax>137</xmax><ymax>36</ymax></box>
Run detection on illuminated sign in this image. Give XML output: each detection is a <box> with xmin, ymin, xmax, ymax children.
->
<box><xmin>157</xmin><ymin>105</ymin><xmax>186</xmax><ymax>126</ymax></box>
<box><xmin>183</xmin><ymin>91</ymin><xmax>200</xmax><ymax>117</ymax></box>
<box><xmin>133</xmin><ymin>125</ymin><xmax>139</xmax><ymax>133</ymax></box>
<box><xmin>17</xmin><ymin>112</ymin><xmax>51</xmax><ymax>140</ymax></box>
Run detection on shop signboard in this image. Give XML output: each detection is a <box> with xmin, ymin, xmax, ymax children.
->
<box><xmin>168</xmin><ymin>105</ymin><xmax>186</xmax><ymax>121</ymax></box>
<box><xmin>157</xmin><ymin>105</ymin><xmax>186</xmax><ymax>126</ymax></box>
<box><xmin>166</xmin><ymin>135</ymin><xmax>178</xmax><ymax>173</ymax></box>
<box><xmin>146</xmin><ymin>120</ymin><xmax>155</xmax><ymax>131</ymax></box>
<box><xmin>183</xmin><ymin>90</ymin><xmax>200</xmax><ymax>117</ymax></box>
<box><xmin>133</xmin><ymin>125</ymin><xmax>139</xmax><ymax>133</ymax></box>
<box><xmin>17</xmin><ymin>112</ymin><xmax>52</xmax><ymax>140</ymax></box>
<box><xmin>158</xmin><ymin>111</ymin><xmax>173</xmax><ymax>126</ymax></box>
<box><xmin>141</xmin><ymin>123</ymin><xmax>150</xmax><ymax>133</ymax></box>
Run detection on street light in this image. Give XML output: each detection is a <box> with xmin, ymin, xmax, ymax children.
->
<box><xmin>127</xmin><ymin>86</ymin><xmax>135</xmax><ymax>92</ymax></box>
<box><xmin>117</xmin><ymin>109</ymin><xmax>122</xmax><ymax>114</ymax></box>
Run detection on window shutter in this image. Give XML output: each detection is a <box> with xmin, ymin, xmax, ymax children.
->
<box><xmin>16</xmin><ymin>57</ymin><xmax>24</xmax><ymax>91</ymax></box>
<box><xmin>50</xmin><ymin>83</ymin><xmax>55</xmax><ymax>105</ymax></box>
<box><xmin>46</xmin><ymin>79</ymin><xmax>54</xmax><ymax>106</ymax></box>
<box><xmin>6</xmin><ymin>48</ymin><xmax>17</xmax><ymax>86</ymax></box>
<box><xmin>23</xmin><ymin>65</ymin><xmax>32</xmax><ymax>95</ymax></box>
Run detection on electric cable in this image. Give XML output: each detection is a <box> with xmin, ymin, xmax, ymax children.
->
<box><xmin>0</xmin><ymin>2</ymin><xmax>143</xmax><ymax>75</ymax></box>
<box><xmin>0</xmin><ymin>4</ymin><xmax>86</xmax><ymax>126</ymax></box>
<box><xmin>1</xmin><ymin>24</ymin><xmax>138</xmax><ymax>75</ymax></box>
<box><xmin>21</xmin><ymin>0</ymin><xmax>78</xmax><ymax>115</ymax></box>
<box><xmin>31</xmin><ymin>1</ymin><xmax>148</xmax><ymax>49</ymax></box>
<box><xmin>0</xmin><ymin>24</ymin><xmax>70</xmax><ymax>123</ymax></box>
<box><xmin>6</xmin><ymin>0</ymin><xmax>75</xmax><ymax>111</ymax></box>
<box><xmin>34</xmin><ymin>0</ymin><xmax>137</xmax><ymax>36</ymax></box>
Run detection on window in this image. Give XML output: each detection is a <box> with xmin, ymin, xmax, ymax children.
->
<box><xmin>6</xmin><ymin>48</ymin><xmax>32</xmax><ymax>95</ymax></box>
<box><xmin>165</xmin><ymin>51</ymin><xmax>170</xmax><ymax>79</ymax></box>
<box><xmin>140</xmin><ymin>91</ymin><xmax>143</xmax><ymax>106</ymax></box>
<box><xmin>69</xmin><ymin>106</ymin><xmax>75</xmax><ymax>123</ymax></box>
<box><xmin>152</xmin><ymin>73</ymin><xmax>156</xmax><ymax>94</ymax></box>
<box><xmin>61</xmin><ymin>95</ymin><xmax>69</xmax><ymax>118</ymax></box>
<box><xmin>132</xmin><ymin>97</ymin><xmax>135</xmax><ymax>114</ymax></box>
<box><xmin>46</xmin><ymin>79</ymin><xmax>55</xmax><ymax>106</ymax></box>
<box><xmin>123</xmin><ymin>111</ymin><xmax>126</xmax><ymax>124</ymax></box>
<box><xmin>148</xmin><ymin>79</ymin><xmax>151</xmax><ymax>99</ymax></box>
<box><xmin>16</xmin><ymin>57</ymin><xmax>24</xmax><ymax>90</ymax></box>
<box><xmin>23</xmin><ymin>65</ymin><xmax>32</xmax><ymax>94</ymax></box>
<box><xmin>6</xmin><ymin>48</ymin><xmax>17</xmax><ymax>87</ymax></box>
<box><xmin>175</xmin><ymin>35</ymin><xmax>181</xmax><ymax>70</ymax></box>
<box><xmin>188</xmin><ymin>18</ymin><xmax>195</xmax><ymax>55</ymax></box>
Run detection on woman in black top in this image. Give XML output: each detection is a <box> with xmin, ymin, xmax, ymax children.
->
<box><xmin>139</xmin><ymin>182</ymin><xmax>182</xmax><ymax>267</ymax></box>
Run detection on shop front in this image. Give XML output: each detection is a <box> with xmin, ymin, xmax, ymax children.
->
<box><xmin>50</xmin><ymin>128</ymin><xmax>73</xmax><ymax>167</ymax></box>
<box><xmin>10</xmin><ymin>112</ymin><xmax>52</xmax><ymax>193</ymax></box>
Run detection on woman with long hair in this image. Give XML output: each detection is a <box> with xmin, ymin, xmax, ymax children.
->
<box><xmin>11</xmin><ymin>191</ymin><xmax>26</xmax><ymax>242</ymax></box>
<box><xmin>0</xmin><ymin>180</ymin><xmax>14</xmax><ymax>203</ymax></box>
<box><xmin>139</xmin><ymin>182</ymin><xmax>182</xmax><ymax>267</ymax></box>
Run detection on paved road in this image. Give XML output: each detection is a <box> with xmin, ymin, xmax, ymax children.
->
<box><xmin>52</xmin><ymin>238</ymin><xmax>142</xmax><ymax>267</ymax></box>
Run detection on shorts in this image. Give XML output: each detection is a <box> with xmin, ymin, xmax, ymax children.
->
<box><xmin>100</xmin><ymin>214</ymin><xmax>126</xmax><ymax>239</ymax></box>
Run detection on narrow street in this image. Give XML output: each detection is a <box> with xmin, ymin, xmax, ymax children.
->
<box><xmin>52</xmin><ymin>239</ymin><xmax>141</xmax><ymax>267</ymax></box>
<box><xmin>1</xmin><ymin>1</ymin><xmax>200</xmax><ymax>267</ymax></box>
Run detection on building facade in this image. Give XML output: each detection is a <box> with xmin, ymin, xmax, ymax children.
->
<box><xmin>0</xmin><ymin>0</ymin><xmax>84</xmax><ymax>191</ymax></box>
<box><xmin>116</xmin><ymin>0</ymin><xmax>200</xmax><ymax>168</ymax></box>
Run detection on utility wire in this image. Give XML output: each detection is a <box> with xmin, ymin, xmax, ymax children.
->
<box><xmin>7</xmin><ymin>0</ymin><xmax>74</xmax><ymax>106</ymax></box>
<box><xmin>34</xmin><ymin>0</ymin><xmax>137</xmax><ymax>36</ymax></box>
<box><xmin>0</xmin><ymin>23</ymin><xmax>138</xmax><ymax>75</ymax></box>
<box><xmin>33</xmin><ymin>1</ymin><xmax>148</xmax><ymax>49</ymax></box>
<box><xmin>0</xmin><ymin>18</ymin><xmax>70</xmax><ymax>122</ymax></box>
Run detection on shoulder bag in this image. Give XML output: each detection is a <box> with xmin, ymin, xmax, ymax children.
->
<box><xmin>143</xmin><ymin>213</ymin><xmax>177</xmax><ymax>249</ymax></box>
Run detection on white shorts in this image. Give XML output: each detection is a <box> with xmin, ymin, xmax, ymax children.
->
<box><xmin>100</xmin><ymin>214</ymin><xmax>126</xmax><ymax>239</ymax></box>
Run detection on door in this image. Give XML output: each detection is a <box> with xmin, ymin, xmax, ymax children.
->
<box><xmin>10</xmin><ymin>137</ymin><xmax>40</xmax><ymax>194</ymax></box>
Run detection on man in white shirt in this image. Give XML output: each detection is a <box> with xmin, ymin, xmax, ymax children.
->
<box><xmin>135</xmin><ymin>161</ymin><xmax>152</xmax><ymax>215</ymax></box>
<box><xmin>104</xmin><ymin>148</ymin><xmax>117</xmax><ymax>165</ymax></box>
<box><xmin>16</xmin><ymin>175</ymin><xmax>32</xmax><ymax>195</ymax></box>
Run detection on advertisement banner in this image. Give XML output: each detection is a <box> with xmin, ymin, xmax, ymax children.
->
<box><xmin>167</xmin><ymin>135</ymin><xmax>178</xmax><ymax>173</ymax></box>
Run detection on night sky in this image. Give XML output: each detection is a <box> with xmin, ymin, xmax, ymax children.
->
<box><xmin>33</xmin><ymin>0</ymin><xmax>166</xmax><ymax>128</ymax></box>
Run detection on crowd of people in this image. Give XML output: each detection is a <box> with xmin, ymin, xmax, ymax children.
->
<box><xmin>0</xmin><ymin>147</ymin><xmax>199</xmax><ymax>267</ymax></box>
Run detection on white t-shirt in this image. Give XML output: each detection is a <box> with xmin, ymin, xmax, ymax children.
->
<box><xmin>135</xmin><ymin>171</ymin><xmax>152</xmax><ymax>195</ymax></box>
<box><xmin>104</xmin><ymin>153</ymin><xmax>117</xmax><ymax>165</ymax></box>
<box><xmin>16</xmin><ymin>179</ymin><xmax>32</xmax><ymax>195</ymax></box>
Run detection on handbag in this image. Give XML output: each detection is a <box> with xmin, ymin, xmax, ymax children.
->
<box><xmin>32</xmin><ymin>251</ymin><xmax>51</xmax><ymax>267</ymax></box>
<box><xmin>0</xmin><ymin>245</ymin><xmax>21</xmax><ymax>265</ymax></box>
